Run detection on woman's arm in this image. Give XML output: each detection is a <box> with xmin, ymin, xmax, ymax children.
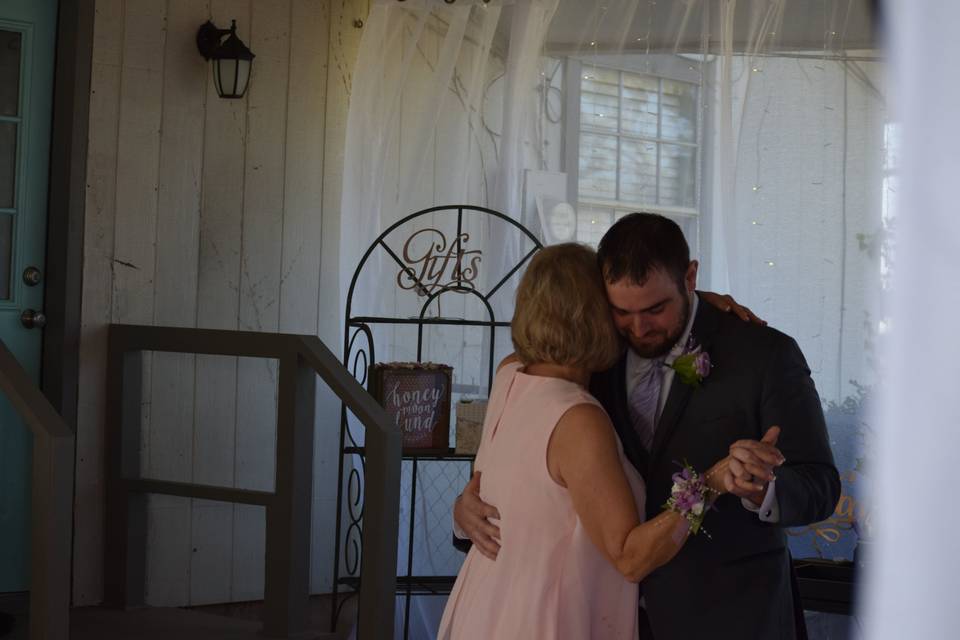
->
<box><xmin>548</xmin><ymin>405</ymin><xmax>728</xmax><ymax>582</ymax></box>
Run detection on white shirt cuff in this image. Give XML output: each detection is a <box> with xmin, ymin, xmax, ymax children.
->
<box><xmin>740</xmin><ymin>479</ymin><xmax>780</xmax><ymax>523</ymax></box>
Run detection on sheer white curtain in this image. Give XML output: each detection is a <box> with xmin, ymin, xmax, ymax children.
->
<box><xmin>340</xmin><ymin>0</ymin><xmax>559</xmax><ymax>320</ymax></box>
<box><xmin>702</xmin><ymin>21</ymin><xmax>884</xmax><ymax>605</ymax></box>
<box><xmin>339</xmin><ymin>0</ymin><xmax>497</xmax><ymax>319</ymax></box>
<box><xmin>338</xmin><ymin>1</ymin><xmax>558</xmax><ymax>637</ymax></box>
<box><xmin>337</xmin><ymin>0</ymin><xmax>881</xmax><ymax>637</ymax></box>
<box><xmin>545</xmin><ymin>1</ymin><xmax>883</xmax><ymax>577</ymax></box>
<box><xmin>864</xmin><ymin>2</ymin><xmax>960</xmax><ymax>638</ymax></box>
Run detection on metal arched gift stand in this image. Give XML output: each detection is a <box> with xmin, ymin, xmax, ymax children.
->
<box><xmin>330</xmin><ymin>205</ymin><xmax>542</xmax><ymax>636</ymax></box>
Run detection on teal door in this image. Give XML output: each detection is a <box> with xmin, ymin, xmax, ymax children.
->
<box><xmin>0</xmin><ymin>0</ymin><xmax>57</xmax><ymax>592</ymax></box>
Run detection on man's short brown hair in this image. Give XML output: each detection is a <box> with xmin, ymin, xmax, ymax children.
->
<box><xmin>512</xmin><ymin>243</ymin><xmax>621</xmax><ymax>371</ymax></box>
<box><xmin>596</xmin><ymin>212</ymin><xmax>690</xmax><ymax>292</ymax></box>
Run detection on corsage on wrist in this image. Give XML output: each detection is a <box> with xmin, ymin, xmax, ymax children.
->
<box><xmin>663</xmin><ymin>461</ymin><xmax>718</xmax><ymax>536</ymax></box>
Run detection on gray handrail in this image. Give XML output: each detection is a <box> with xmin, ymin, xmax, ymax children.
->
<box><xmin>104</xmin><ymin>325</ymin><xmax>400</xmax><ymax>639</ymax></box>
<box><xmin>0</xmin><ymin>339</ymin><xmax>74</xmax><ymax>640</ymax></box>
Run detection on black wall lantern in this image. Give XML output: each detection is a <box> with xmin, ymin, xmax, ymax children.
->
<box><xmin>196</xmin><ymin>20</ymin><xmax>255</xmax><ymax>99</ymax></box>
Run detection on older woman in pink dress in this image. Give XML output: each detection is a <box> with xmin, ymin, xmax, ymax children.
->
<box><xmin>438</xmin><ymin>244</ymin><xmax>740</xmax><ymax>639</ymax></box>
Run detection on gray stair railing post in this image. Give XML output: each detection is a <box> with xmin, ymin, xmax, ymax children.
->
<box><xmin>355</xmin><ymin>406</ymin><xmax>402</xmax><ymax>639</ymax></box>
<box><xmin>297</xmin><ymin>336</ymin><xmax>401</xmax><ymax>640</ymax></box>
<box><xmin>103</xmin><ymin>326</ymin><xmax>402</xmax><ymax>639</ymax></box>
<box><xmin>0</xmin><ymin>339</ymin><xmax>75</xmax><ymax>640</ymax></box>
<box><xmin>104</xmin><ymin>336</ymin><xmax>147</xmax><ymax>609</ymax></box>
<box><xmin>262</xmin><ymin>349</ymin><xmax>316</xmax><ymax>637</ymax></box>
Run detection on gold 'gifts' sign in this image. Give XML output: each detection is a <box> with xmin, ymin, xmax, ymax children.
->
<box><xmin>397</xmin><ymin>228</ymin><xmax>481</xmax><ymax>296</ymax></box>
<box><xmin>369</xmin><ymin>362</ymin><xmax>453</xmax><ymax>450</ymax></box>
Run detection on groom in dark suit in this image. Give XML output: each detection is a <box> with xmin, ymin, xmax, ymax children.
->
<box><xmin>589</xmin><ymin>213</ymin><xmax>840</xmax><ymax>638</ymax></box>
<box><xmin>455</xmin><ymin>213</ymin><xmax>840</xmax><ymax>638</ymax></box>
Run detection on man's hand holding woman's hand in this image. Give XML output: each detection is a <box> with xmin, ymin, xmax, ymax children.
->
<box><xmin>453</xmin><ymin>472</ymin><xmax>501</xmax><ymax>560</ymax></box>
<box><xmin>706</xmin><ymin>427</ymin><xmax>784</xmax><ymax>502</ymax></box>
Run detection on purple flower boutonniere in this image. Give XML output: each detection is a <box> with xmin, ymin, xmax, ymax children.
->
<box><xmin>667</xmin><ymin>335</ymin><xmax>711</xmax><ymax>388</ymax></box>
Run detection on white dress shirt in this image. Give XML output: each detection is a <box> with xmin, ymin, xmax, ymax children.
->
<box><xmin>625</xmin><ymin>294</ymin><xmax>779</xmax><ymax>523</ymax></box>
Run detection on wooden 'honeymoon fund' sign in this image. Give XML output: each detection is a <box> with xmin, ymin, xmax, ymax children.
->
<box><xmin>369</xmin><ymin>362</ymin><xmax>453</xmax><ymax>450</ymax></box>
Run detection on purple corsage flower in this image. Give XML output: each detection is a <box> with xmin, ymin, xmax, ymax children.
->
<box><xmin>663</xmin><ymin>460</ymin><xmax>715</xmax><ymax>536</ymax></box>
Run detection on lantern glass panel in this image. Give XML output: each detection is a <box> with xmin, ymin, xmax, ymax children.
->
<box><xmin>235</xmin><ymin>59</ymin><xmax>251</xmax><ymax>96</ymax></box>
<box><xmin>213</xmin><ymin>58</ymin><xmax>251</xmax><ymax>98</ymax></box>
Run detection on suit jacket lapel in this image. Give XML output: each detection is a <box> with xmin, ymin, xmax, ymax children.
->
<box><xmin>650</xmin><ymin>370</ymin><xmax>694</xmax><ymax>464</ymax></box>
<box><xmin>649</xmin><ymin>295</ymin><xmax>722</xmax><ymax>466</ymax></box>
<box><xmin>592</xmin><ymin>356</ymin><xmax>649</xmax><ymax>475</ymax></box>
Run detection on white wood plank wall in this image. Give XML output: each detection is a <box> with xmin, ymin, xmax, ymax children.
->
<box><xmin>75</xmin><ymin>0</ymin><xmax>368</xmax><ymax>607</ymax></box>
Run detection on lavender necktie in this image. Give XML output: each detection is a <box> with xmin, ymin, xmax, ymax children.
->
<box><xmin>628</xmin><ymin>358</ymin><xmax>665</xmax><ymax>452</ymax></box>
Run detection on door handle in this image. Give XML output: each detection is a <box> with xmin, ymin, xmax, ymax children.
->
<box><xmin>20</xmin><ymin>309</ymin><xmax>47</xmax><ymax>330</ymax></box>
<box><xmin>22</xmin><ymin>266</ymin><xmax>42</xmax><ymax>287</ymax></box>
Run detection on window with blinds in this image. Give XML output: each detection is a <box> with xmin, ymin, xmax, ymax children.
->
<box><xmin>574</xmin><ymin>64</ymin><xmax>700</xmax><ymax>247</ymax></box>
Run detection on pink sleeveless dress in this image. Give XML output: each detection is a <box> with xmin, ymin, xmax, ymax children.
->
<box><xmin>438</xmin><ymin>362</ymin><xmax>646</xmax><ymax>639</ymax></box>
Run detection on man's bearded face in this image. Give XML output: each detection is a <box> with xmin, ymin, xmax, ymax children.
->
<box><xmin>605</xmin><ymin>268</ymin><xmax>692</xmax><ymax>359</ymax></box>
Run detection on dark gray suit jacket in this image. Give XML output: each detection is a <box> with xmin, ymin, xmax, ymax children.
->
<box><xmin>590</xmin><ymin>295</ymin><xmax>841</xmax><ymax>639</ymax></box>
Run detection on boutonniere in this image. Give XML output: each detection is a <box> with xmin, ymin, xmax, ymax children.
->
<box><xmin>666</xmin><ymin>335</ymin><xmax>711</xmax><ymax>388</ymax></box>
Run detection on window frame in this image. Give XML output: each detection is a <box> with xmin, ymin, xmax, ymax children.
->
<box><xmin>563</xmin><ymin>54</ymin><xmax>704</xmax><ymax>244</ymax></box>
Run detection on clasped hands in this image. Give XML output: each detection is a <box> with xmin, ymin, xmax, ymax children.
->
<box><xmin>454</xmin><ymin>426</ymin><xmax>784</xmax><ymax>561</ymax></box>
<box><xmin>706</xmin><ymin>426</ymin><xmax>785</xmax><ymax>505</ymax></box>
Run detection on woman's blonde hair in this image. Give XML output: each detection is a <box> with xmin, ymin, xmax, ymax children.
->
<box><xmin>512</xmin><ymin>243</ymin><xmax>622</xmax><ymax>371</ymax></box>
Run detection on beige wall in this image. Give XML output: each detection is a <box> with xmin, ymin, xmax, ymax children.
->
<box><xmin>75</xmin><ymin>0</ymin><xmax>365</xmax><ymax>607</ymax></box>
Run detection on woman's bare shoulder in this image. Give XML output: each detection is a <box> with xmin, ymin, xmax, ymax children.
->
<box><xmin>556</xmin><ymin>402</ymin><xmax>613</xmax><ymax>436</ymax></box>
